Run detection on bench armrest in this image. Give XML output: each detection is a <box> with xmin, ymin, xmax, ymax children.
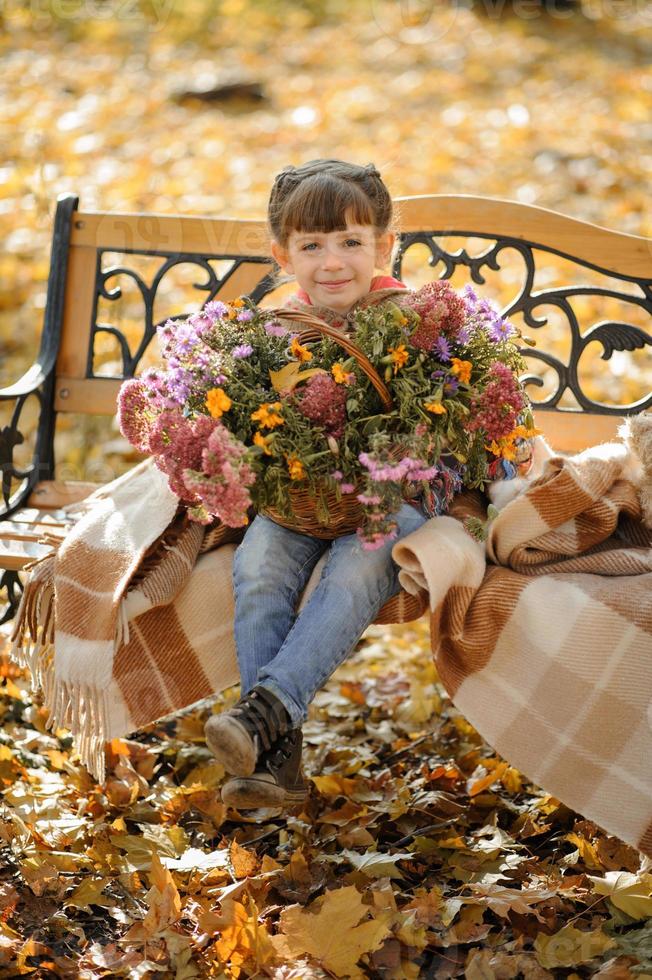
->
<box><xmin>0</xmin><ymin>362</ymin><xmax>50</xmax><ymax>401</ymax></box>
<box><xmin>0</xmin><ymin>358</ymin><xmax>58</xmax><ymax>520</ymax></box>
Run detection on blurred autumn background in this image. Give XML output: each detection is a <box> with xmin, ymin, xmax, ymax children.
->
<box><xmin>1</xmin><ymin>2</ymin><xmax>652</xmax><ymax>978</ymax></box>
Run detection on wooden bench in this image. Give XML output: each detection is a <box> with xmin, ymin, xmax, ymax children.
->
<box><xmin>1</xmin><ymin>193</ymin><xmax>650</xmax><ymax>623</ymax></box>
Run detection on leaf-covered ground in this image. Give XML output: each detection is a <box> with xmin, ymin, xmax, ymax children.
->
<box><xmin>1</xmin><ymin>619</ymin><xmax>651</xmax><ymax>978</ymax></box>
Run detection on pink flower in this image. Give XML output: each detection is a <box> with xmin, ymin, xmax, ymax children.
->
<box><xmin>184</xmin><ymin>424</ymin><xmax>255</xmax><ymax>526</ymax></box>
<box><xmin>117</xmin><ymin>379</ymin><xmax>154</xmax><ymax>453</ymax></box>
<box><xmin>401</xmin><ymin>281</ymin><xmax>467</xmax><ymax>351</ymax></box>
<box><xmin>294</xmin><ymin>373</ymin><xmax>348</xmax><ymax>438</ymax></box>
<box><xmin>357</xmin><ymin>528</ymin><xmax>398</xmax><ymax>551</ymax></box>
<box><xmin>468</xmin><ymin>362</ymin><xmax>526</xmax><ymax>441</ymax></box>
<box><xmin>146</xmin><ymin>409</ymin><xmax>254</xmax><ymax>524</ymax></box>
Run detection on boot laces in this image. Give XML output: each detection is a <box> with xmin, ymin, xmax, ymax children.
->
<box><xmin>232</xmin><ymin>689</ymin><xmax>289</xmax><ymax>753</ymax></box>
<box><xmin>267</xmin><ymin>730</ymin><xmax>300</xmax><ymax>771</ymax></box>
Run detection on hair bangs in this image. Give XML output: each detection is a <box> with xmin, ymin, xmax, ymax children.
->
<box><xmin>278</xmin><ymin>175</ymin><xmax>378</xmax><ymax>242</ymax></box>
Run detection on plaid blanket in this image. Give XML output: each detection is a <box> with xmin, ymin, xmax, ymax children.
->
<box><xmin>10</xmin><ymin>460</ymin><xmax>243</xmax><ymax>782</ymax></box>
<box><xmin>393</xmin><ymin>420</ymin><xmax>652</xmax><ymax>858</ymax></box>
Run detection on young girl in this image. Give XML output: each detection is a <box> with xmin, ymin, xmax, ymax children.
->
<box><xmin>204</xmin><ymin>159</ymin><xmax>531</xmax><ymax>811</ymax></box>
<box><xmin>203</xmin><ymin>160</ymin><xmax>426</xmax><ymax>809</ymax></box>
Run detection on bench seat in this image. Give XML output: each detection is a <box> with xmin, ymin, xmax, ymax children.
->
<box><xmin>0</xmin><ymin>481</ymin><xmax>99</xmax><ymax>570</ymax></box>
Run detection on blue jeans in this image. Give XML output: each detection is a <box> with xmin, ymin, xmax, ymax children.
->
<box><xmin>232</xmin><ymin>503</ymin><xmax>427</xmax><ymax>727</ymax></box>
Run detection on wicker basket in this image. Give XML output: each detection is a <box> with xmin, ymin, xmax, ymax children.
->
<box><xmin>256</xmin><ymin>309</ymin><xmax>429</xmax><ymax>624</ymax></box>
<box><xmin>259</xmin><ymin>307</ymin><xmax>393</xmax><ymax>539</ymax></box>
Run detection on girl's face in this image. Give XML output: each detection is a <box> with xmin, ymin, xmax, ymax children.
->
<box><xmin>271</xmin><ymin>218</ymin><xmax>395</xmax><ymax>314</ymax></box>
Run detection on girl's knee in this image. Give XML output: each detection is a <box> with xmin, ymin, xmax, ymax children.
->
<box><xmin>326</xmin><ymin>552</ymin><xmax>398</xmax><ymax>600</ymax></box>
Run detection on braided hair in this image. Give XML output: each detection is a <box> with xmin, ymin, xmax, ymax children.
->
<box><xmin>267</xmin><ymin>159</ymin><xmax>393</xmax><ymax>247</ymax></box>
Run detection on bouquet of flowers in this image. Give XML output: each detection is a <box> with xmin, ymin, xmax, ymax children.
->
<box><xmin>118</xmin><ymin>282</ymin><xmax>537</xmax><ymax>549</ymax></box>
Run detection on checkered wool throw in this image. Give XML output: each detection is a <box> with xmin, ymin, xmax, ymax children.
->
<box><xmin>393</xmin><ymin>420</ymin><xmax>652</xmax><ymax>858</ymax></box>
<box><xmin>10</xmin><ymin>460</ymin><xmax>243</xmax><ymax>783</ymax></box>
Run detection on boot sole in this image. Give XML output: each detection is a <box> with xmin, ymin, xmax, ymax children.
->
<box><xmin>221</xmin><ymin>775</ymin><xmax>308</xmax><ymax>810</ymax></box>
<box><xmin>204</xmin><ymin>716</ymin><xmax>257</xmax><ymax>776</ymax></box>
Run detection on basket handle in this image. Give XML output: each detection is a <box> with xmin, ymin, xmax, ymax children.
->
<box><xmin>265</xmin><ymin>308</ymin><xmax>393</xmax><ymax>412</ymax></box>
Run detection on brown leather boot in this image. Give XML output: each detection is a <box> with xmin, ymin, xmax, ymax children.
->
<box><xmin>221</xmin><ymin>729</ymin><xmax>308</xmax><ymax>810</ymax></box>
<box><xmin>204</xmin><ymin>686</ymin><xmax>292</xmax><ymax>777</ymax></box>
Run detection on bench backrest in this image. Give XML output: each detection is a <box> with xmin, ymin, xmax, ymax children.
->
<box><xmin>50</xmin><ymin>193</ymin><xmax>652</xmax><ymax>455</ymax></box>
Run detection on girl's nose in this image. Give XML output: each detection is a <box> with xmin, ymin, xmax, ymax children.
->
<box><xmin>322</xmin><ymin>248</ymin><xmax>345</xmax><ymax>269</ymax></box>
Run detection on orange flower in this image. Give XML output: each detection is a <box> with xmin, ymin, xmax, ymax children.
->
<box><xmin>450</xmin><ymin>357</ymin><xmax>472</xmax><ymax>385</ymax></box>
<box><xmin>488</xmin><ymin>422</ymin><xmax>540</xmax><ymax>462</ymax></box>
<box><xmin>425</xmin><ymin>401</ymin><xmax>447</xmax><ymax>415</ymax></box>
<box><xmin>331</xmin><ymin>363</ymin><xmax>354</xmax><ymax>385</ymax></box>
<box><xmin>287</xmin><ymin>456</ymin><xmax>306</xmax><ymax>480</ymax></box>
<box><xmin>253</xmin><ymin>431</ymin><xmax>274</xmax><ymax>455</ymax></box>
<box><xmin>205</xmin><ymin>387</ymin><xmax>232</xmax><ymax>418</ymax></box>
<box><xmin>290</xmin><ymin>337</ymin><xmax>313</xmax><ymax>363</ymax></box>
<box><xmin>388</xmin><ymin>344</ymin><xmax>409</xmax><ymax>373</ymax></box>
<box><xmin>512</xmin><ymin>424</ymin><xmax>541</xmax><ymax>440</ymax></box>
<box><xmin>251</xmin><ymin>401</ymin><xmax>284</xmax><ymax>429</ymax></box>
<box><xmin>487</xmin><ymin>438</ymin><xmax>518</xmax><ymax>461</ymax></box>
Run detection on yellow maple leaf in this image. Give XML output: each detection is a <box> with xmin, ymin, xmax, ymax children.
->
<box><xmin>534</xmin><ymin>923</ymin><xmax>616</xmax><ymax>968</ymax></box>
<box><xmin>273</xmin><ymin>884</ymin><xmax>391</xmax><ymax>979</ymax></box>
<box><xmin>469</xmin><ymin>762</ymin><xmax>508</xmax><ymax>796</ymax></box>
<box><xmin>140</xmin><ymin>850</ymin><xmax>181</xmax><ymax>936</ymax></box>
<box><xmin>63</xmin><ymin>877</ymin><xmax>112</xmax><ymax>910</ymax></box>
<box><xmin>269</xmin><ymin>361</ymin><xmax>327</xmax><ymax>394</ymax></box>
<box><xmin>213</xmin><ymin>896</ymin><xmax>276</xmax><ymax>969</ymax></box>
<box><xmin>588</xmin><ymin>871</ymin><xmax>652</xmax><ymax>921</ymax></box>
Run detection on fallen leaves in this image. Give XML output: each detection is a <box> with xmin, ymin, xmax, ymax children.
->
<box><xmin>1</xmin><ymin>602</ymin><xmax>651</xmax><ymax>977</ymax></box>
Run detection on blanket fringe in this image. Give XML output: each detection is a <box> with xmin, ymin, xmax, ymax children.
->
<box><xmin>9</xmin><ymin>552</ymin><xmax>109</xmax><ymax>784</ymax></box>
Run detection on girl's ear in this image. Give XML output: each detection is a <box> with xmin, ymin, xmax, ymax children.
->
<box><xmin>375</xmin><ymin>231</ymin><xmax>396</xmax><ymax>270</ymax></box>
<box><xmin>271</xmin><ymin>239</ymin><xmax>293</xmax><ymax>274</ymax></box>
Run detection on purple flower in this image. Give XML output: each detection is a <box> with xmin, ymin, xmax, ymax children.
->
<box><xmin>341</xmin><ymin>483</ymin><xmax>356</xmax><ymax>493</ymax></box>
<box><xmin>462</xmin><ymin>284</ymin><xmax>479</xmax><ymax>307</ymax></box>
<box><xmin>204</xmin><ymin>300</ymin><xmax>229</xmax><ymax>318</ymax></box>
<box><xmin>232</xmin><ymin>343</ymin><xmax>253</xmax><ymax>359</ymax></box>
<box><xmin>434</xmin><ymin>335</ymin><xmax>451</xmax><ymax>362</ymax></box>
<box><xmin>265</xmin><ymin>321</ymin><xmax>288</xmax><ymax>337</ymax></box>
<box><xmin>488</xmin><ymin>317</ymin><xmax>515</xmax><ymax>342</ymax></box>
<box><xmin>236</xmin><ymin>310</ymin><xmax>254</xmax><ymax>322</ymax></box>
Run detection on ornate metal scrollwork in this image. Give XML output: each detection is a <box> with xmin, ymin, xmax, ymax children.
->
<box><xmin>394</xmin><ymin>232</ymin><xmax>652</xmax><ymax>415</ymax></box>
<box><xmin>92</xmin><ymin>253</ymin><xmax>274</xmax><ymax>379</ymax></box>
<box><xmin>0</xmin><ymin>569</ymin><xmax>23</xmax><ymax>625</ymax></box>
<box><xmin>0</xmin><ymin>392</ymin><xmax>42</xmax><ymax>513</ymax></box>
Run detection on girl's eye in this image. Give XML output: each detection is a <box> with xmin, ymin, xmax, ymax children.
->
<box><xmin>301</xmin><ymin>243</ymin><xmax>318</xmax><ymax>251</ymax></box>
<box><xmin>345</xmin><ymin>239</ymin><xmax>362</xmax><ymax>247</ymax></box>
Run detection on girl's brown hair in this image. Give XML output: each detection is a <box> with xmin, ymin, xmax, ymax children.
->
<box><xmin>267</xmin><ymin>158</ymin><xmax>394</xmax><ymax>247</ymax></box>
